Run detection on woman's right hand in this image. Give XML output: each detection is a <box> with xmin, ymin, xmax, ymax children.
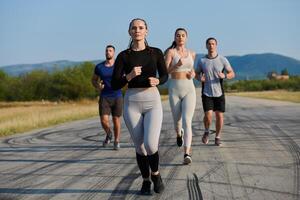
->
<box><xmin>126</xmin><ymin>66</ymin><xmax>142</xmax><ymax>81</ymax></box>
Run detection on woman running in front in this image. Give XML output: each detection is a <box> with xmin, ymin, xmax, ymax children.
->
<box><xmin>164</xmin><ymin>28</ymin><xmax>196</xmax><ymax>165</ymax></box>
<box><xmin>111</xmin><ymin>18</ymin><xmax>168</xmax><ymax>195</ymax></box>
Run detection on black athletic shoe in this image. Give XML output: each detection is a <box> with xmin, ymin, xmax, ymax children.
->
<box><xmin>140</xmin><ymin>180</ymin><xmax>152</xmax><ymax>195</ymax></box>
<box><xmin>151</xmin><ymin>173</ymin><xmax>165</xmax><ymax>193</ymax></box>
<box><xmin>176</xmin><ymin>129</ymin><xmax>184</xmax><ymax>147</ymax></box>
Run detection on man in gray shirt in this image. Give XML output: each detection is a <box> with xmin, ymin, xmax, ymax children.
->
<box><xmin>195</xmin><ymin>37</ymin><xmax>235</xmax><ymax>146</ymax></box>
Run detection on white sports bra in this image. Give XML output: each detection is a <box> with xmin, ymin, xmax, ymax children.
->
<box><xmin>171</xmin><ymin>50</ymin><xmax>194</xmax><ymax>72</ymax></box>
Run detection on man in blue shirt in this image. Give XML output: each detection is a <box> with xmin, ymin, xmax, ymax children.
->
<box><xmin>92</xmin><ymin>45</ymin><xmax>123</xmax><ymax>150</ymax></box>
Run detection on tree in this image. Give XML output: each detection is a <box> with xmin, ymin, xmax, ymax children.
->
<box><xmin>281</xmin><ymin>68</ymin><xmax>289</xmax><ymax>75</ymax></box>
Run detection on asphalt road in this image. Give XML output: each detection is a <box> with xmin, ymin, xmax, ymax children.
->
<box><xmin>0</xmin><ymin>89</ymin><xmax>299</xmax><ymax>200</ymax></box>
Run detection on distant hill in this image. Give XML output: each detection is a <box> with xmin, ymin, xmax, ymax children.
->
<box><xmin>227</xmin><ymin>53</ymin><xmax>300</xmax><ymax>80</ymax></box>
<box><xmin>1</xmin><ymin>53</ymin><xmax>300</xmax><ymax>80</ymax></box>
<box><xmin>0</xmin><ymin>60</ymin><xmax>102</xmax><ymax>76</ymax></box>
<box><xmin>196</xmin><ymin>53</ymin><xmax>300</xmax><ymax>80</ymax></box>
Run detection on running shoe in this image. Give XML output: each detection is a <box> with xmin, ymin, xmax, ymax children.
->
<box><xmin>151</xmin><ymin>173</ymin><xmax>164</xmax><ymax>193</ymax></box>
<box><xmin>113</xmin><ymin>141</ymin><xmax>120</xmax><ymax>150</ymax></box>
<box><xmin>102</xmin><ymin>131</ymin><xmax>112</xmax><ymax>147</ymax></box>
<box><xmin>140</xmin><ymin>180</ymin><xmax>152</xmax><ymax>195</ymax></box>
<box><xmin>183</xmin><ymin>154</ymin><xmax>192</xmax><ymax>165</ymax></box>
<box><xmin>176</xmin><ymin>129</ymin><xmax>184</xmax><ymax>147</ymax></box>
<box><xmin>202</xmin><ymin>131</ymin><xmax>209</xmax><ymax>144</ymax></box>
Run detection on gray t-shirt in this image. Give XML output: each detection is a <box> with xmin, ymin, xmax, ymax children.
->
<box><xmin>196</xmin><ymin>55</ymin><xmax>232</xmax><ymax>97</ymax></box>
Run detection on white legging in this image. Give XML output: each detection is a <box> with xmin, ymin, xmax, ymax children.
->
<box><xmin>123</xmin><ymin>88</ymin><xmax>163</xmax><ymax>155</ymax></box>
<box><xmin>168</xmin><ymin>79</ymin><xmax>196</xmax><ymax>148</ymax></box>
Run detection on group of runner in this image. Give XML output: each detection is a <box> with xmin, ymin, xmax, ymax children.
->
<box><xmin>91</xmin><ymin>18</ymin><xmax>235</xmax><ymax>195</ymax></box>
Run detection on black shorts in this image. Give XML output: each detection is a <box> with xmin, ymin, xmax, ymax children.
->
<box><xmin>99</xmin><ymin>96</ymin><xmax>123</xmax><ymax>117</ymax></box>
<box><xmin>202</xmin><ymin>94</ymin><xmax>225</xmax><ymax>113</ymax></box>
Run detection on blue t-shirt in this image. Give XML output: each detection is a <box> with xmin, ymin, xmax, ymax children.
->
<box><xmin>94</xmin><ymin>62</ymin><xmax>122</xmax><ymax>98</ymax></box>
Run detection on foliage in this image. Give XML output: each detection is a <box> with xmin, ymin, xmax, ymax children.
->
<box><xmin>225</xmin><ymin>76</ymin><xmax>300</xmax><ymax>92</ymax></box>
<box><xmin>281</xmin><ymin>68</ymin><xmax>289</xmax><ymax>75</ymax></box>
<box><xmin>0</xmin><ymin>62</ymin><xmax>98</xmax><ymax>101</ymax></box>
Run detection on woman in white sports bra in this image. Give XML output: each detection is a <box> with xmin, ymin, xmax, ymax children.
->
<box><xmin>165</xmin><ymin>28</ymin><xmax>196</xmax><ymax>165</ymax></box>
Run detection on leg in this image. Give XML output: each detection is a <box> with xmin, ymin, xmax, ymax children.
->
<box><xmin>100</xmin><ymin>115</ymin><xmax>111</xmax><ymax>134</ymax></box>
<box><xmin>201</xmin><ymin>94</ymin><xmax>214</xmax><ymax>132</ymax></box>
<box><xmin>213</xmin><ymin>95</ymin><xmax>225</xmax><ymax>146</ymax></box>
<box><xmin>181</xmin><ymin>89</ymin><xmax>196</xmax><ymax>155</ymax></box>
<box><xmin>201</xmin><ymin>94</ymin><xmax>214</xmax><ymax>144</ymax></box>
<box><xmin>143</xmin><ymin>100</ymin><xmax>162</xmax><ymax>157</ymax></box>
<box><xmin>169</xmin><ymin>88</ymin><xmax>182</xmax><ymax>137</ymax></box>
<box><xmin>99</xmin><ymin>97</ymin><xmax>113</xmax><ymax>145</ymax></box>
<box><xmin>204</xmin><ymin>111</ymin><xmax>213</xmax><ymax>131</ymax></box>
<box><xmin>215</xmin><ymin>111</ymin><xmax>224</xmax><ymax>138</ymax></box>
<box><xmin>123</xmin><ymin>99</ymin><xmax>151</xmax><ymax>191</ymax></box>
<box><xmin>123</xmin><ymin>100</ymin><xmax>146</xmax><ymax>155</ymax></box>
<box><xmin>143</xmin><ymin>96</ymin><xmax>164</xmax><ymax>193</ymax></box>
<box><xmin>112</xmin><ymin>116</ymin><xmax>121</xmax><ymax>142</ymax></box>
<box><xmin>111</xmin><ymin>97</ymin><xmax>123</xmax><ymax>144</ymax></box>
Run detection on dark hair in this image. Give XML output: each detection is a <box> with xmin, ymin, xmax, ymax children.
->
<box><xmin>106</xmin><ymin>45</ymin><xmax>115</xmax><ymax>51</ymax></box>
<box><xmin>127</xmin><ymin>18</ymin><xmax>149</xmax><ymax>50</ymax></box>
<box><xmin>206</xmin><ymin>37</ymin><xmax>217</xmax><ymax>45</ymax></box>
<box><xmin>165</xmin><ymin>28</ymin><xmax>188</xmax><ymax>55</ymax></box>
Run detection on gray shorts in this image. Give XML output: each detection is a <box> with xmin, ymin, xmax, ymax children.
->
<box><xmin>99</xmin><ymin>96</ymin><xmax>123</xmax><ymax>117</ymax></box>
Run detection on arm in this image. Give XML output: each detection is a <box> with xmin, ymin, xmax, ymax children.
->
<box><xmin>217</xmin><ymin>57</ymin><xmax>235</xmax><ymax>80</ymax></box>
<box><xmin>194</xmin><ymin>59</ymin><xmax>205</xmax><ymax>82</ymax></box>
<box><xmin>165</xmin><ymin>49</ymin><xmax>182</xmax><ymax>73</ymax></box>
<box><xmin>226</xmin><ymin>69</ymin><xmax>235</xmax><ymax>79</ymax></box>
<box><xmin>149</xmin><ymin>48</ymin><xmax>169</xmax><ymax>87</ymax></box>
<box><xmin>91</xmin><ymin>69</ymin><xmax>104</xmax><ymax>91</ymax></box>
<box><xmin>91</xmin><ymin>74</ymin><xmax>99</xmax><ymax>89</ymax></box>
<box><xmin>111</xmin><ymin>52</ymin><xmax>144</xmax><ymax>89</ymax></box>
<box><xmin>187</xmin><ymin>51</ymin><xmax>196</xmax><ymax>79</ymax></box>
<box><xmin>156</xmin><ymin>48</ymin><xmax>169</xmax><ymax>85</ymax></box>
<box><xmin>111</xmin><ymin>53</ymin><xmax>128</xmax><ymax>90</ymax></box>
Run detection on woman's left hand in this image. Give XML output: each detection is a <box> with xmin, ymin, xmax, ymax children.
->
<box><xmin>148</xmin><ymin>77</ymin><xmax>160</xmax><ymax>87</ymax></box>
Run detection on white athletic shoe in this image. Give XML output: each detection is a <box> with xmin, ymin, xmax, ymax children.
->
<box><xmin>183</xmin><ymin>154</ymin><xmax>192</xmax><ymax>165</ymax></box>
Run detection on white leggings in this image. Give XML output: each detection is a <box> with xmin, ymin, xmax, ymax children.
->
<box><xmin>168</xmin><ymin>79</ymin><xmax>196</xmax><ymax>148</ymax></box>
<box><xmin>124</xmin><ymin>88</ymin><xmax>163</xmax><ymax>155</ymax></box>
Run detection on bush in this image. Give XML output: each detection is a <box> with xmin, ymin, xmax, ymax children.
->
<box><xmin>225</xmin><ymin>76</ymin><xmax>300</xmax><ymax>92</ymax></box>
<box><xmin>0</xmin><ymin>62</ymin><xmax>98</xmax><ymax>101</ymax></box>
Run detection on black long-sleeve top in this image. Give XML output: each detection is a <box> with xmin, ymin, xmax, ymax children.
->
<box><xmin>111</xmin><ymin>47</ymin><xmax>168</xmax><ymax>90</ymax></box>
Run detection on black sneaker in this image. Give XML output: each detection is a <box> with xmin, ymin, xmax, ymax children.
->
<box><xmin>151</xmin><ymin>173</ymin><xmax>164</xmax><ymax>193</ymax></box>
<box><xmin>140</xmin><ymin>180</ymin><xmax>152</xmax><ymax>195</ymax></box>
<box><xmin>183</xmin><ymin>154</ymin><xmax>192</xmax><ymax>165</ymax></box>
<box><xmin>176</xmin><ymin>129</ymin><xmax>184</xmax><ymax>147</ymax></box>
<box><xmin>102</xmin><ymin>131</ymin><xmax>112</xmax><ymax>147</ymax></box>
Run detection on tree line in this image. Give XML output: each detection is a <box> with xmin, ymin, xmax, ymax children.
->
<box><xmin>0</xmin><ymin>62</ymin><xmax>299</xmax><ymax>101</ymax></box>
<box><xmin>0</xmin><ymin>62</ymin><xmax>97</xmax><ymax>101</ymax></box>
<box><xmin>224</xmin><ymin>76</ymin><xmax>300</xmax><ymax>92</ymax></box>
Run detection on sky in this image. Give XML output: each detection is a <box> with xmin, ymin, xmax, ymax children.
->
<box><xmin>0</xmin><ymin>0</ymin><xmax>299</xmax><ymax>66</ymax></box>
